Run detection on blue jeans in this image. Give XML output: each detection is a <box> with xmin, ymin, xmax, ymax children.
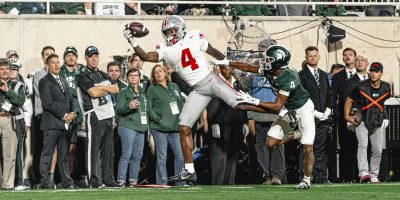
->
<box><xmin>151</xmin><ymin>129</ymin><xmax>184</xmax><ymax>185</ymax></box>
<box><xmin>117</xmin><ymin>126</ymin><xmax>145</xmax><ymax>183</ymax></box>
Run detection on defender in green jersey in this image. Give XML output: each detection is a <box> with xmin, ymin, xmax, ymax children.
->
<box><xmin>216</xmin><ymin>45</ymin><xmax>316</xmax><ymax>189</ymax></box>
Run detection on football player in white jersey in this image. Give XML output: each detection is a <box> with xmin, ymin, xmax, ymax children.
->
<box><xmin>123</xmin><ymin>15</ymin><xmax>266</xmax><ymax>183</ymax></box>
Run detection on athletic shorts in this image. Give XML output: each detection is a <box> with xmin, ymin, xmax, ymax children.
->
<box><xmin>179</xmin><ymin>72</ymin><xmax>239</xmax><ymax>127</ymax></box>
<box><xmin>268</xmin><ymin>99</ymin><xmax>316</xmax><ymax>145</ymax></box>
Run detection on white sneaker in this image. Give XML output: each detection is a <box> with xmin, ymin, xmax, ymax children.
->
<box><xmin>295</xmin><ymin>181</ymin><xmax>310</xmax><ymax>189</ymax></box>
<box><xmin>14</xmin><ymin>185</ymin><xmax>25</xmax><ymax>191</ymax></box>
<box><xmin>371</xmin><ymin>177</ymin><xmax>380</xmax><ymax>183</ymax></box>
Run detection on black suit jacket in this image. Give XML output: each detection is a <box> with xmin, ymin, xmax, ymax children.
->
<box><xmin>299</xmin><ymin>64</ymin><xmax>333</xmax><ymax>112</ymax></box>
<box><xmin>39</xmin><ymin>73</ymin><xmax>74</xmax><ymax>131</ymax></box>
<box><xmin>331</xmin><ymin>69</ymin><xmax>350</xmax><ymax>115</ymax></box>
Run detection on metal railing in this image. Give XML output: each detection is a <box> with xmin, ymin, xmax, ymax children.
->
<box><xmin>1</xmin><ymin>0</ymin><xmax>400</xmax><ymax>15</ymax></box>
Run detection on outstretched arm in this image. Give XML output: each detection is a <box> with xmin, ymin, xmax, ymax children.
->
<box><xmin>258</xmin><ymin>93</ymin><xmax>288</xmax><ymax>111</ymax></box>
<box><xmin>123</xmin><ymin>25</ymin><xmax>159</xmax><ymax>62</ymax></box>
<box><xmin>229</xmin><ymin>61</ymin><xmax>260</xmax><ymax>74</ymax></box>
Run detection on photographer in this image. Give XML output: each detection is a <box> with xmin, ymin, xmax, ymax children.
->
<box><xmin>0</xmin><ymin>58</ymin><xmax>26</xmax><ymax>189</ymax></box>
<box><xmin>77</xmin><ymin>46</ymin><xmax>119</xmax><ymax>188</ymax></box>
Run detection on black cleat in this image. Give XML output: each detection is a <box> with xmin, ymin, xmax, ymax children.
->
<box><xmin>169</xmin><ymin>169</ymin><xmax>197</xmax><ymax>183</ymax></box>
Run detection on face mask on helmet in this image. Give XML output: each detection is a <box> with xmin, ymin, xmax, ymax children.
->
<box><xmin>161</xmin><ymin>15</ymin><xmax>187</xmax><ymax>46</ymax></box>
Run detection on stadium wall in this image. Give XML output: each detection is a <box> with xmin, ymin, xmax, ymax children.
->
<box><xmin>0</xmin><ymin>15</ymin><xmax>399</xmax><ymax>95</ymax></box>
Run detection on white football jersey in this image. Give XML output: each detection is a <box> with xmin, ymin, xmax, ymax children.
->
<box><xmin>156</xmin><ymin>30</ymin><xmax>211</xmax><ymax>86</ymax></box>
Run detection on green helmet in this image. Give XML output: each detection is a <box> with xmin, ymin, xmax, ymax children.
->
<box><xmin>262</xmin><ymin>45</ymin><xmax>291</xmax><ymax>74</ymax></box>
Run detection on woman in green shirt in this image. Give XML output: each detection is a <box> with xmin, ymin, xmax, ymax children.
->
<box><xmin>146</xmin><ymin>64</ymin><xmax>184</xmax><ymax>185</ymax></box>
<box><xmin>116</xmin><ymin>68</ymin><xmax>148</xmax><ymax>187</ymax></box>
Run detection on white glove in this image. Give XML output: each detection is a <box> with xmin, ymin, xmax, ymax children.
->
<box><xmin>324</xmin><ymin>108</ymin><xmax>332</xmax><ymax>117</ymax></box>
<box><xmin>347</xmin><ymin>122</ymin><xmax>355</xmax><ymax>131</ymax></box>
<box><xmin>211</xmin><ymin>124</ymin><xmax>220</xmax><ymax>138</ymax></box>
<box><xmin>383</xmin><ymin>119</ymin><xmax>389</xmax><ymax>129</ymax></box>
<box><xmin>314</xmin><ymin>110</ymin><xmax>328</xmax><ymax>121</ymax></box>
<box><xmin>236</xmin><ymin>90</ymin><xmax>260</xmax><ymax>106</ymax></box>
<box><xmin>123</xmin><ymin>25</ymin><xmax>138</xmax><ymax>47</ymax></box>
<box><xmin>242</xmin><ymin>124</ymin><xmax>249</xmax><ymax>137</ymax></box>
<box><xmin>209</xmin><ymin>59</ymin><xmax>229</xmax><ymax>66</ymax></box>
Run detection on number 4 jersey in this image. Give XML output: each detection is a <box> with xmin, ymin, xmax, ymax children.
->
<box><xmin>266</xmin><ymin>67</ymin><xmax>310</xmax><ymax>110</ymax></box>
<box><xmin>156</xmin><ymin>30</ymin><xmax>211</xmax><ymax>87</ymax></box>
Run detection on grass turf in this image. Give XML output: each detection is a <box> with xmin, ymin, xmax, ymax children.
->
<box><xmin>1</xmin><ymin>183</ymin><xmax>400</xmax><ymax>200</ymax></box>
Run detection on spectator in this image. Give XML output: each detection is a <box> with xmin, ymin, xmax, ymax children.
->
<box><xmin>147</xmin><ymin>64</ymin><xmax>184</xmax><ymax>185</ymax></box>
<box><xmin>207</xmin><ymin>64</ymin><xmax>248</xmax><ymax>185</ymax></box>
<box><xmin>344</xmin><ymin>62</ymin><xmax>391</xmax><ymax>183</ymax></box>
<box><xmin>128</xmin><ymin>54</ymin><xmax>150</xmax><ymax>92</ymax></box>
<box><xmin>0</xmin><ymin>2</ymin><xmax>20</xmax><ymax>14</ymax></box>
<box><xmin>231</xmin><ymin>0</ymin><xmax>273</xmax><ymax>16</ymax></box>
<box><xmin>179</xmin><ymin>1</ymin><xmax>213</xmax><ymax>16</ymax></box>
<box><xmin>328</xmin><ymin>64</ymin><xmax>345</xmax><ymax>87</ymax></box>
<box><xmin>51</xmin><ymin>3</ymin><xmax>86</xmax><ymax>14</ymax></box>
<box><xmin>316</xmin><ymin>0</ymin><xmax>346</xmax><ymax>16</ymax></box>
<box><xmin>8</xmin><ymin>58</ymin><xmax>30</xmax><ymax>191</ymax></box>
<box><xmin>106</xmin><ymin>61</ymin><xmax>128</xmax><ymax>182</ymax></box>
<box><xmin>77</xmin><ymin>46</ymin><xmax>119</xmax><ymax>188</ymax></box>
<box><xmin>0</xmin><ymin>58</ymin><xmax>26</xmax><ymax>189</ymax></box>
<box><xmin>276</xmin><ymin>0</ymin><xmax>309</xmax><ymax>16</ymax></box>
<box><xmin>115</xmin><ymin>68</ymin><xmax>147</xmax><ymax>187</ymax></box>
<box><xmin>31</xmin><ymin>46</ymin><xmax>55</xmax><ymax>186</ymax></box>
<box><xmin>163</xmin><ymin>61</ymin><xmax>174</xmax><ymax>80</ymax></box>
<box><xmin>59</xmin><ymin>46</ymin><xmax>86</xmax><ymax>185</ymax></box>
<box><xmin>38</xmin><ymin>54</ymin><xmax>75</xmax><ymax>189</ymax></box>
<box><xmin>331</xmin><ymin>47</ymin><xmax>358</xmax><ymax>183</ymax></box>
<box><xmin>6</xmin><ymin>50</ymin><xmax>19</xmax><ymax>59</ymax></box>
<box><xmin>298</xmin><ymin>46</ymin><xmax>333</xmax><ymax>184</ymax></box>
<box><xmin>19</xmin><ymin>3</ymin><xmax>46</xmax><ymax>14</ymax></box>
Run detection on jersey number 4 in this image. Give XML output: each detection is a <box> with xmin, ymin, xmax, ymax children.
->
<box><xmin>181</xmin><ymin>48</ymin><xmax>199</xmax><ymax>70</ymax></box>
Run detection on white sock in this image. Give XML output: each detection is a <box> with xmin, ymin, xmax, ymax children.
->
<box><xmin>185</xmin><ymin>163</ymin><xmax>195</xmax><ymax>173</ymax></box>
<box><xmin>303</xmin><ymin>176</ymin><xmax>311</xmax><ymax>185</ymax></box>
<box><xmin>293</xmin><ymin>130</ymin><xmax>301</xmax><ymax>140</ymax></box>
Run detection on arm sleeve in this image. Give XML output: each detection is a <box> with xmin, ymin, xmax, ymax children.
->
<box><xmin>77</xmin><ymin>73</ymin><xmax>94</xmax><ymax>93</ymax></box>
<box><xmin>116</xmin><ymin>89</ymin><xmax>132</xmax><ymax>116</ymax></box>
<box><xmin>5</xmin><ymin>84</ymin><xmax>26</xmax><ymax>107</ymax></box>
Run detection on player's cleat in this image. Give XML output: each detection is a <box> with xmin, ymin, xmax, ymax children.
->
<box><xmin>360</xmin><ymin>174</ymin><xmax>371</xmax><ymax>183</ymax></box>
<box><xmin>271</xmin><ymin>177</ymin><xmax>282</xmax><ymax>185</ymax></box>
<box><xmin>370</xmin><ymin>177</ymin><xmax>380</xmax><ymax>183</ymax></box>
<box><xmin>169</xmin><ymin>169</ymin><xmax>197</xmax><ymax>183</ymax></box>
<box><xmin>295</xmin><ymin>181</ymin><xmax>310</xmax><ymax>189</ymax></box>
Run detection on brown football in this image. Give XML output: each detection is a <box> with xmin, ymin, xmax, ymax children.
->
<box><xmin>128</xmin><ymin>21</ymin><xmax>149</xmax><ymax>38</ymax></box>
<box><xmin>350</xmin><ymin>108</ymin><xmax>362</xmax><ymax>124</ymax></box>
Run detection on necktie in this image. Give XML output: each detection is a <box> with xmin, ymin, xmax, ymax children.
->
<box><xmin>348</xmin><ymin>71</ymin><xmax>353</xmax><ymax>79</ymax></box>
<box><xmin>55</xmin><ymin>77</ymin><xmax>65</xmax><ymax>93</ymax></box>
<box><xmin>314</xmin><ymin>69</ymin><xmax>319</xmax><ymax>87</ymax></box>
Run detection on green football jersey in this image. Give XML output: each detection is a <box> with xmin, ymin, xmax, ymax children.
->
<box><xmin>266</xmin><ymin>67</ymin><xmax>309</xmax><ymax>110</ymax></box>
<box><xmin>60</xmin><ymin>64</ymin><xmax>85</xmax><ymax>124</ymax></box>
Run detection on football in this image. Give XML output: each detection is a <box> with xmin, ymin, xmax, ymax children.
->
<box><xmin>128</xmin><ymin>21</ymin><xmax>149</xmax><ymax>38</ymax></box>
<box><xmin>350</xmin><ymin>108</ymin><xmax>362</xmax><ymax>124</ymax></box>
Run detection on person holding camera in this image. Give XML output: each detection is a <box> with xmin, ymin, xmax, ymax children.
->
<box><xmin>115</xmin><ymin>68</ymin><xmax>148</xmax><ymax>187</ymax></box>
<box><xmin>344</xmin><ymin>62</ymin><xmax>391</xmax><ymax>183</ymax></box>
<box><xmin>0</xmin><ymin>58</ymin><xmax>26</xmax><ymax>189</ymax></box>
<box><xmin>77</xmin><ymin>46</ymin><xmax>119</xmax><ymax>188</ymax></box>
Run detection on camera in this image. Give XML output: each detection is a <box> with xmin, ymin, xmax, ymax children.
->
<box><xmin>98</xmin><ymin>96</ymin><xmax>108</xmax><ymax>106</ymax></box>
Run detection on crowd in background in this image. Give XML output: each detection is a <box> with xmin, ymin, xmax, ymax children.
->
<box><xmin>0</xmin><ymin>1</ymin><xmax>397</xmax><ymax>17</ymax></box>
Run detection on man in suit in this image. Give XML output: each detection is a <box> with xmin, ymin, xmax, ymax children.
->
<box><xmin>331</xmin><ymin>47</ymin><xmax>358</xmax><ymax>182</ymax></box>
<box><xmin>38</xmin><ymin>54</ymin><xmax>75</xmax><ymax>189</ymax></box>
<box><xmin>298</xmin><ymin>46</ymin><xmax>334</xmax><ymax>183</ymax></box>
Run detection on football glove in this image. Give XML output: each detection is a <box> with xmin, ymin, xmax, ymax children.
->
<box><xmin>209</xmin><ymin>59</ymin><xmax>230</xmax><ymax>66</ymax></box>
<box><xmin>236</xmin><ymin>90</ymin><xmax>260</xmax><ymax>106</ymax></box>
<box><xmin>123</xmin><ymin>25</ymin><xmax>138</xmax><ymax>48</ymax></box>
<box><xmin>314</xmin><ymin>110</ymin><xmax>328</xmax><ymax>121</ymax></box>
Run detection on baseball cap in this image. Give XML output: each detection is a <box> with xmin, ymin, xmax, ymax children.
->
<box><xmin>6</xmin><ymin>50</ymin><xmax>19</xmax><ymax>59</ymax></box>
<box><xmin>370</xmin><ymin>62</ymin><xmax>383</xmax><ymax>72</ymax></box>
<box><xmin>258</xmin><ymin>39</ymin><xmax>277</xmax><ymax>50</ymax></box>
<box><xmin>8</xmin><ymin>58</ymin><xmax>22</xmax><ymax>69</ymax></box>
<box><xmin>85</xmin><ymin>46</ymin><xmax>99</xmax><ymax>57</ymax></box>
<box><xmin>63</xmin><ymin>46</ymin><xmax>78</xmax><ymax>58</ymax></box>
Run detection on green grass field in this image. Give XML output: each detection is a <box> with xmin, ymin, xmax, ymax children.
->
<box><xmin>1</xmin><ymin>183</ymin><xmax>400</xmax><ymax>200</ymax></box>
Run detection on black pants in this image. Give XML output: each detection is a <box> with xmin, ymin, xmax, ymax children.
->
<box><xmin>209</xmin><ymin>123</ymin><xmax>242</xmax><ymax>185</ymax></box>
<box><xmin>86</xmin><ymin>112</ymin><xmax>114</xmax><ymax>186</ymax></box>
<box><xmin>299</xmin><ymin>119</ymin><xmax>331</xmax><ymax>182</ymax></box>
<box><xmin>255</xmin><ymin>122</ymin><xmax>285</xmax><ymax>180</ymax></box>
<box><xmin>338</xmin><ymin>115</ymin><xmax>358</xmax><ymax>182</ymax></box>
<box><xmin>40</xmin><ymin>129</ymin><xmax>73</xmax><ymax>187</ymax></box>
<box><xmin>32</xmin><ymin>114</ymin><xmax>43</xmax><ymax>184</ymax></box>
